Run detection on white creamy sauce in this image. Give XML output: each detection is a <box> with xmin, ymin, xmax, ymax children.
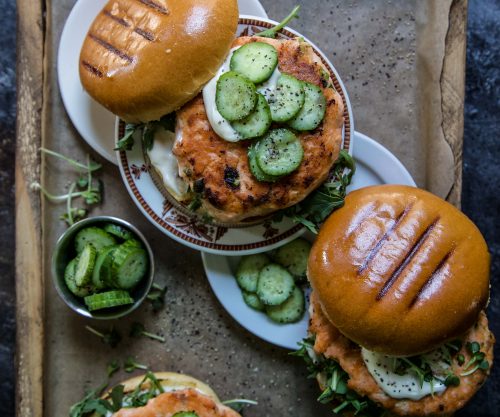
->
<box><xmin>147</xmin><ymin>128</ymin><xmax>189</xmax><ymax>200</ymax></box>
<box><xmin>202</xmin><ymin>46</ymin><xmax>281</xmax><ymax>142</ymax></box>
<box><xmin>361</xmin><ymin>348</ymin><xmax>450</xmax><ymax>400</ymax></box>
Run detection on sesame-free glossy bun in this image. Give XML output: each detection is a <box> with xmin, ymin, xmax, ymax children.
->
<box><xmin>79</xmin><ymin>0</ymin><xmax>238</xmax><ymax>123</ymax></box>
<box><xmin>308</xmin><ymin>185</ymin><xmax>490</xmax><ymax>356</ymax></box>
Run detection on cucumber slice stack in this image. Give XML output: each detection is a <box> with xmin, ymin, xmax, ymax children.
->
<box><xmin>62</xmin><ymin>222</ymin><xmax>149</xmax><ymax>312</ymax></box>
<box><xmin>214</xmin><ymin>41</ymin><xmax>329</xmax><ymax>181</ymax></box>
<box><xmin>234</xmin><ymin>238</ymin><xmax>310</xmax><ymax>323</ymax></box>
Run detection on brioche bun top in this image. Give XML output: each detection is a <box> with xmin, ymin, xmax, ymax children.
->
<box><xmin>79</xmin><ymin>0</ymin><xmax>239</xmax><ymax>123</ymax></box>
<box><xmin>308</xmin><ymin>185</ymin><xmax>490</xmax><ymax>356</ymax></box>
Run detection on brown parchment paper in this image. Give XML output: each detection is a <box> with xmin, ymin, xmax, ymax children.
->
<box><xmin>41</xmin><ymin>1</ymin><xmax>466</xmax><ymax>416</ymax></box>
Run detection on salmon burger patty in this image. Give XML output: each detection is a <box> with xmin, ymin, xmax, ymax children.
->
<box><xmin>173</xmin><ymin>36</ymin><xmax>344</xmax><ymax>223</ymax></box>
<box><xmin>308</xmin><ymin>292</ymin><xmax>495</xmax><ymax>417</ymax></box>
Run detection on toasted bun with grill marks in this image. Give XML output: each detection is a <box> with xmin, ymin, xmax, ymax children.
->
<box><xmin>79</xmin><ymin>0</ymin><xmax>239</xmax><ymax>123</ymax></box>
<box><xmin>308</xmin><ymin>185</ymin><xmax>490</xmax><ymax>356</ymax></box>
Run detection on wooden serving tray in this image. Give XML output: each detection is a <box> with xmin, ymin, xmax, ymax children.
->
<box><xmin>15</xmin><ymin>1</ymin><xmax>468</xmax><ymax>416</ymax></box>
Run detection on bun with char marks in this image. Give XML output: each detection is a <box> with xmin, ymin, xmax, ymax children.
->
<box><xmin>79</xmin><ymin>0</ymin><xmax>239</xmax><ymax>123</ymax></box>
<box><xmin>308</xmin><ymin>185</ymin><xmax>490</xmax><ymax>356</ymax></box>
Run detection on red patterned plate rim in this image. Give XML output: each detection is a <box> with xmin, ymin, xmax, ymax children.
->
<box><xmin>116</xmin><ymin>16</ymin><xmax>354</xmax><ymax>254</ymax></box>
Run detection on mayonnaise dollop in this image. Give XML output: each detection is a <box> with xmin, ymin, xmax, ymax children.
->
<box><xmin>147</xmin><ymin>127</ymin><xmax>189</xmax><ymax>200</ymax></box>
<box><xmin>361</xmin><ymin>348</ymin><xmax>450</xmax><ymax>400</ymax></box>
<box><xmin>202</xmin><ymin>47</ymin><xmax>281</xmax><ymax>142</ymax></box>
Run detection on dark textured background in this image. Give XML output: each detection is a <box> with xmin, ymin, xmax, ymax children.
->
<box><xmin>1</xmin><ymin>0</ymin><xmax>498</xmax><ymax>415</ymax></box>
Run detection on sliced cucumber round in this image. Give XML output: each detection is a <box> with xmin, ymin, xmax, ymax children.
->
<box><xmin>74</xmin><ymin>244</ymin><xmax>96</xmax><ymax>287</ymax></box>
<box><xmin>92</xmin><ymin>246</ymin><xmax>117</xmax><ymax>289</ymax></box>
<box><xmin>231</xmin><ymin>93</ymin><xmax>272</xmax><ymax>139</ymax></box>
<box><xmin>242</xmin><ymin>291</ymin><xmax>266</xmax><ymax>312</ymax></box>
<box><xmin>269</xmin><ymin>74</ymin><xmax>305</xmax><ymax>122</ymax></box>
<box><xmin>256</xmin><ymin>128</ymin><xmax>303</xmax><ymax>176</ymax></box>
<box><xmin>288</xmin><ymin>81</ymin><xmax>327</xmax><ymax>131</ymax></box>
<box><xmin>274</xmin><ymin>238</ymin><xmax>312</xmax><ymax>280</ymax></box>
<box><xmin>110</xmin><ymin>245</ymin><xmax>148</xmax><ymax>290</ymax></box>
<box><xmin>103</xmin><ymin>223</ymin><xmax>133</xmax><ymax>240</ymax></box>
<box><xmin>74</xmin><ymin>226</ymin><xmax>117</xmax><ymax>253</ymax></box>
<box><xmin>236</xmin><ymin>253</ymin><xmax>271</xmax><ymax>292</ymax></box>
<box><xmin>256</xmin><ymin>264</ymin><xmax>295</xmax><ymax>306</ymax></box>
<box><xmin>266</xmin><ymin>286</ymin><xmax>305</xmax><ymax>323</ymax></box>
<box><xmin>230</xmin><ymin>42</ymin><xmax>278</xmax><ymax>83</ymax></box>
<box><xmin>216</xmin><ymin>71</ymin><xmax>257</xmax><ymax>121</ymax></box>
<box><xmin>172</xmin><ymin>412</ymin><xmax>199</xmax><ymax>417</ymax></box>
<box><xmin>248</xmin><ymin>144</ymin><xmax>283</xmax><ymax>183</ymax></box>
<box><xmin>84</xmin><ymin>290</ymin><xmax>134</xmax><ymax>311</ymax></box>
<box><xmin>122</xmin><ymin>238</ymin><xmax>143</xmax><ymax>249</ymax></box>
<box><xmin>64</xmin><ymin>257</ymin><xmax>94</xmax><ymax>298</ymax></box>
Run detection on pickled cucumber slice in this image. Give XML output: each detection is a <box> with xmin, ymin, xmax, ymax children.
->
<box><xmin>103</xmin><ymin>223</ymin><xmax>133</xmax><ymax>240</ymax></box>
<box><xmin>92</xmin><ymin>246</ymin><xmax>117</xmax><ymax>289</ymax></box>
<box><xmin>274</xmin><ymin>238</ymin><xmax>312</xmax><ymax>280</ymax></box>
<box><xmin>236</xmin><ymin>253</ymin><xmax>271</xmax><ymax>292</ymax></box>
<box><xmin>242</xmin><ymin>291</ymin><xmax>265</xmax><ymax>312</ymax></box>
<box><xmin>110</xmin><ymin>245</ymin><xmax>148</xmax><ymax>290</ymax></box>
<box><xmin>64</xmin><ymin>257</ymin><xmax>94</xmax><ymax>298</ymax></box>
<box><xmin>266</xmin><ymin>286</ymin><xmax>305</xmax><ymax>323</ymax></box>
<box><xmin>74</xmin><ymin>244</ymin><xmax>96</xmax><ymax>287</ymax></box>
<box><xmin>230</xmin><ymin>42</ymin><xmax>278</xmax><ymax>83</ymax></box>
<box><xmin>256</xmin><ymin>264</ymin><xmax>295</xmax><ymax>306</ymax></box>
<box><xmin>216</xmin><ymin>71</ymin><xmax>257</xmax><ymax>121</ymax></box>
<box><xmin>84</xmin><ymin>290</ymin><xmax>134</xmax><ymax>311</ymax></box>
<box><xmin>74</xmin><ymin>226</ymin><xmax>117</xmax><ymax>253</ymax></box>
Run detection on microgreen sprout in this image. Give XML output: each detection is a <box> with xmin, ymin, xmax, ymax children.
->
<box><xmin>85</xmin><ymin>325</ymin><xmax>122</xmax><ymax>348</ymax></box>
<box><xmin>256</xmin><ymin>5</ymin><xmax>301</xmax><ymax>39</ymax></box>
<box><xmin>124</xmin><ymin>357</ymin><xmax>148</xmax><ymax>373</ymax></box>
<box><xmin>146</xmin><ymin>283</ymin><xmax>167</xmax><ymax>312</ymax></box>
<box><xmin>276</xmin><ymin>150</ymin><xmax>355</xmax><ymax>233</ymax></box>
<box><xmin>107</xmin><ymin>360</ymin><xmax>120</xmax><ymax>378</ymax></box>
<box><xmin>31</xmin><ymin>148</ymin><xmax>103</xmax><ymax>226</ymax></box>
<box><xmin>115</xmin><ymin>123</ymin><xmax>139</xmax><ymax>151</ymax></box>
<box><xmin>460</xmin><ymin>341</ymin><xmax>489</xmax><ymax>376</ymax></box>
<box><xmin>130</xmin><ymin>322</ymin><xmax>166</xmax><ymax>343</ymax></box>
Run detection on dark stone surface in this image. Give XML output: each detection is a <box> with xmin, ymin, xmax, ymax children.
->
<box><xmin>0</xmin><ymin>0</ymin><xmax>498</xmax><ymax>416</ymax></box>
<box><xmin>0</xmin><ymin>0</ymin><xmax>16</xmax><ymax>415</ymax></box>
<box><xmin>457</xmin><ymin>0</ymin><xmax>500</xmax><ymax>415</ymax></box>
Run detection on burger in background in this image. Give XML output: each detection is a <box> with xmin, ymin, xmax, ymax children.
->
<box><xmin>295</xmin><ymin>185</ymin><xmax>494</xmax><ymax>416</ymax></box>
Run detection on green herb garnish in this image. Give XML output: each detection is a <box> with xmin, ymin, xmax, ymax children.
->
<box><xmin>130</xmin><ymin>322</ymin><xmax>166</xmax><ymax>343</ymax></box>
<box><xmin>124</xmin><ymin>357</ymin><xmax>148</xmax><ymax>373</ymax></box>
<box><xmin>277</xmin><ymin>150</ymin><xmax>355</xmax><ymax>233</ymax></box>
<box><xmin>460</xmin><ymin>341</ymin><xmax>489</xmax><ymax>376</ymax></box>
<box><xmin>291</xmin><ymin>337</ymin><xmax>383</xmax><ymax>416</ymax></box>
<box><xmin>69</xmin><ymin>383</ymin><xmax>111</xmax><ymax>417</ymax></box>
<box><xmin>85</xmin><ymin>325</ymin><xmax>122</xmax><ymax>348</ymax></box>
<box><xmin>107</xmin><ymin>360</ymin><xmax>120</xmax><ymax>378</ymax></box>
<box><xmin>114</xmin><ymin>123</ymin><xmax>139</xmax><ymax>151</ymax></box>
<box><xmin>146</xmin><ymin>283</ymin><xmax>167</xmax><ymax>312</ymax></box>
<box><xmin>31</xmin><ymin>149</ymin><xmax>102</xmax><ymax>226</ymax></box>
<box><xmin>256</xmin><ymin>5</ymin><xmax>300</xmax><ymax>39</ymax></box>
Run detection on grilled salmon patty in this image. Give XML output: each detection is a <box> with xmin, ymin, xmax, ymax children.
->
<box><xmin>173</xmin><ymin>36</ymin><xmax>344</xmax><ymax>223</ymax></box>
<box><xmin>113</xmin><ymin>388</ymin><xmax>240</xmax><ymax>417</ymax></box>
<box><xmin>309</xmin><ymin>292</ymin><xmax>495</xmax><ymax>416</ymax></box>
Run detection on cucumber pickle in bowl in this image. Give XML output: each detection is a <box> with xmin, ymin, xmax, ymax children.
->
<box><xmin>51</xmin><ymin>216</ymin><xmax>154</xmax><ymax>319</ymax></box>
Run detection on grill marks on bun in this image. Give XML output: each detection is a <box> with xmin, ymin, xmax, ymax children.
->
<box><xmin>308</xmin><ymin>185</ymin><xmax>490</xmax><ymax>356</ymax></box>
<box><xmin>79</xmin><ymin>0</ymin><xmax>239</xmax><ymax>122</ymax></box>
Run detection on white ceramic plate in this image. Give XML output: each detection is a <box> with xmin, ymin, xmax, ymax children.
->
<box><xmin>202</xmin><ymin>131</ymin><xmax>416</xmax><ymax>350</ymax></box>
<box><xmin>116</xmin><ymin>16</ymin><xmax>354</xmax><ymax>255</ymax></box>
<box><xmin>57</xmin><ymin>0</ymin><xmax>268</xmax><ymax>164</ymax></box>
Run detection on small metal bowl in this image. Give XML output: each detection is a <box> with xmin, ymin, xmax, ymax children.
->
<box><xmin>51</xmin><ymin>216</ymin><xmax>154</xmax><ymax>320</ymax></box>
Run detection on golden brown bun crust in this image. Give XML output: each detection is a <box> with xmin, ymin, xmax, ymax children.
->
<box><xmin>309</xmin><ymin>291</ymin><xmax>495</xmax><ymax>416</ymax></box>
<box><xmin>79</xmin><ymin>0</ymin><xmax>238</xmax><ymax>123</ymax></box>
<box><xmin>308</xmin><ymin>185</ymin><xmax>490</xmax><ymax>356</ymax></box>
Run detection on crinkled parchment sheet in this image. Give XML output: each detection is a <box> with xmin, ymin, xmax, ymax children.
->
<box><xmin>42</xmin><ymin>1</ymin><xmax>466</xmax><ymax>416</ymax></box>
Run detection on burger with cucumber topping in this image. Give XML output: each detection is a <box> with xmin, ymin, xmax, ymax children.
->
<box><xmin>80</xmin><ymin>1</ymin><xmax>349</xmax><ymax>225</ymax></box>
<box><xmin>296</xmin><ymin>185</ymin><xmax>495</xmax><ymax>416</ymax></box>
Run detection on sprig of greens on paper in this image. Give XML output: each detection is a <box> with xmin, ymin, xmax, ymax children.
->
<box><xmin>31</xmin><ymin>148</ymin><xmax>103</xmax><ymax>226</ymax></box>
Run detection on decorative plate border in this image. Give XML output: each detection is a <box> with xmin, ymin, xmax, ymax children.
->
<box><xmin>117</xmin><ymin>16</ymin><xmax>354</xmax><ymax>254</ymax></box>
